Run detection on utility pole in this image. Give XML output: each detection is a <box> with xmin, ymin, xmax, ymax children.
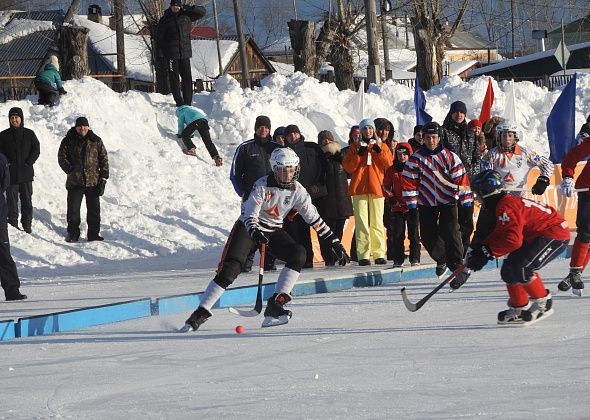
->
<box><xmin>292</xmin><ymin>0</ymin><xmax>297</xmax><ymax>20</ymax></box>
<box><xmin>114</xmin><ymin>0</ymin><xmax>126</xmax><ymax>89</ymax></box>
<box><xmin>212</xmin><ymin>0</ymin><xmax>224</xmax><ymax>76</ymax></box>
<box><xmin>365</xmin><ymin>0</ymin><xmax>381</xmax><ymax>85</ymax></box>
<box><xmin>380</xmin><ymin>0</ymin><xmax>391</xmax><ymax>80</ymax></box>
<box><xmin>232</xmin><ymin>0</ymin><xmax>250</xmax><ymax>88</ymax></box>
<box><xmin>511</xmin><ymin>0</ymin><xmax>515</xmax><ymax>58</ymax></box>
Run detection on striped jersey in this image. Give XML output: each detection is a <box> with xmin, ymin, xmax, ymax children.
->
<box><xmin>480</xmin><ymin>145</ymin><xmax>554</xmax><ymax>195</ymax></box>
<box><xmin>402</xmin><ymin>145</ymin><xmax>473</xmax><ymax>207</ymax></box>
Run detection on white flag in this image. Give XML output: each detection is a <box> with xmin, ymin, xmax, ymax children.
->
<box><xmin>503</xmin><ymin>80</ymin><xmax>517</xmax><ymax>123</ymax></box>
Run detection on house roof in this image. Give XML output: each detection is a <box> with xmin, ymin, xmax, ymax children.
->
<box><xmin>449</xmin><ymin>31</ymin><xmax>496</xmax><ymax>50</ymax></box>
<box><xmin>548</xmin><ymin>14</ymin><xmax>590</xmax><ymax>34</ymax></box>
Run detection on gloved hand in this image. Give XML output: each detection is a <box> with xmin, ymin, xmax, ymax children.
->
<box><xmin>372</xmin><ymin>141</ymin><xmax>382</xmax><ymax>154</ymax></box>
<box><xmin>358</xmin><ymin>141</ymin><xmax>368</xmax><ymax>156</ymax></box>
<box><xmin>325</xmin><ymin>234</ymin><xmax>350</xmax><ymax>266</ymax></box>
<box><xmin>214</xmin><ymin>156</ymin><xmax>223</xmax><ymax>167</ymax></box>
<box><xmin>531</xmin><ymin>175</ymin><xmax>550</xmax><ymax>195</ymax></box>
<box><xmin>58</xmin><ymin>87</ymin><xmax>67</xmax><ymax>95</ymax></box>
<box><xmin>250</xmin><ymin>228</ymin><xmax>269</xmax><ymax>246</ymax></box>
<box><xmin>560</xmin><ymin>177</ymin><xmax>575</xmax><ymax>197</ymax></box>
<box><xmin>98</xmin><ymin>178</ymin><xmax>107</xmax><ymax>196</ymax></box>
<box><xmin>466</xmin><ymin>244</ymin><xmax>493</xmax><ymax>271</ymax></box>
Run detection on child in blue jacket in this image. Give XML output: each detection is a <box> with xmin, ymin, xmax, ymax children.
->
<box><xmin>176</xmin><ymin>105</ymin><xmax>222</xmax><ymax>166</ymax></box>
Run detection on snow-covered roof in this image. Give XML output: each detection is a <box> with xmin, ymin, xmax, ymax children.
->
<box><xmin>0</xmin><ymin>17</ymin><xmax>55</xmax><ymax>46</ymax></box>
<box><xmin>448</xmin><ymin>60</ymin><xmax>478</xmax><ymax>76</ymax></box>
<box><xmin>190</xmin><ymin>38</ymin><xmax>238</xmax><ymax>80</ymax></box>
<box><xmin>269</xmin><ymin>60</ymin><xmax>294</xmax><ymax>76</ymax></box>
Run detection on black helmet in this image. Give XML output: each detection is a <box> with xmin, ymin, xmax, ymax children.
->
<box><xmin>421</xmin><ymin>121</ymin><xmax>441</xmax><ymax>136</ymax></box>
<box><xmin>471</xmin><ymin>170</ymin><xmax>505</xmax><ymax>198</ymax></box>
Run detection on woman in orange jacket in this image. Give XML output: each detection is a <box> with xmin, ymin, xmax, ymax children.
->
<box><xmin>342</xmin><ymin>118</ymin><xmax>393</xmax><ymax>266</ymax></box>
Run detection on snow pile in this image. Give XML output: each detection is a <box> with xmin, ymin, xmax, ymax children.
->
<box><xmin>0</xmin><ymin>18</ymin><xmax>54</xmax><ymax>45</ymax></box>
<box><xmin>1</xmin><ymin>72</ymin><xmax>589</xmax><ymax>276</ymax></box>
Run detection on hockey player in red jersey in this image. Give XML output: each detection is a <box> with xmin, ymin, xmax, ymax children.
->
<box><xmin>182</xmin><ymin>148</ymin><xmax>350</xmax><ymax>331</ymax></box>
<box><xmin>462</xmin><ymin>170</ymin><xmax>570</xmax><ymax>325</ymax></box>
<box><xmin>558</xmin><ymin>132</ymin><xmax>590</xmax><ymax>295</ymax></box>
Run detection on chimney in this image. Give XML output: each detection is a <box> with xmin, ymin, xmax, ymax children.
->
<box><xmin>88</xmin><ymin>4</ymin><xmax>103</xmax><ymax>24</ymax></box>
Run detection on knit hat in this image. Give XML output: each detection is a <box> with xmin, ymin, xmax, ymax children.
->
<box><xmin>395</xmin><ymin>142</ymin><xmax>413</xmax><ymax>155</ymax></box>
<box><xmin>449</xmin><ymin>101</ymin><xmax>467</xmax><ymax>115</ymax></box>
<box><xmin>170</xmin><ymin>0</ymin><xmax>182</xmax><ymax>6</ymax></box>
<box><xmin>413</xmin><ymin>125</ymin><xmax>423</xmax><ymax>135</ymax></box>
<box><xmin>284</xmin><ymin>124</ymin><xmax>301</xmax><ymax>137</ymax></box>
<box><xmin>358</xmin><ymin>118</ymin><xmax>375</xmax><ymax>131</ymax></box>
<box><xmin>8</xmin><ymin>107</ymin><xmax>23</xmax><ymax>126</ymax></box>
<box><xmin>272</xmin><ymin>126</ymin><xmax>285</xmax><ymax>141</ymax></box>
<box><xmin>254</xmin><ymin>115</ymin><xmax>271</xmax><ymax>130</ymax></box>
<box><xmin>317</xmin><ymin>130</ymin><xmax>335</xmax><ymax>143</ymax></box>
<box><xmin>468</xmin><ymin>119</ymin><xmax>482</xmax><ymax>129</ymax></box>
<box><xmin>75</xmin><ymin>116</ymin><xmax>89</xmax><ymax>127</ymax></box>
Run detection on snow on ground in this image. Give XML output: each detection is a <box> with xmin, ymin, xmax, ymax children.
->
<box><xmin>1</xmin><ymin>259</ymin><xmax>588</xmax><ymax>419</ymax></box>
<box><xmin>0</xmin><ymin>72</ymin><xmax>589</xmax><ymax>280</ymax></box>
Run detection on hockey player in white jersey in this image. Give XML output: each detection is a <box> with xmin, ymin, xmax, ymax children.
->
<box><xmin>183</xmin><ymin>148</ymin><xmax>350</xmax><ymax>331</ymax></box>
<box><xmin>480</xmin><ymin>119</ymin><xmax>553</xmax><ymax>195</ymax></box>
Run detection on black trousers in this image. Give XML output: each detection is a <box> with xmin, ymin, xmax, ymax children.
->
<box><xmin>501</xmin><ymin>237</ymin><xmax>569</xmax><ymax>284</ymax></box>
<box><xmin>35</xmin><ymin>80</ymin><xmax>58</xmax><ymax>105</ymax></box>
<box><xmin>458</xmin><ymin>204</ymin><xmax>474</xmax><ymax>252</ymax></box>
<box><xmin>167</xmin><ymin>58</ymin><xmax>193</xmax><ymax>107</ymax></box>
<box><xmin>385</xmin><ymin>209</ymin><xmax>420</xmax><ymax>264</ymax></box>
<box><xmin>418</xmin><ymin>204</ymin><xmax>463</xmax><ymax>270</ymax></box>
<box><xmin>318</xmin><ymin>218</ymin><xmax>346</xmax><ymax>265</ymax></box>
<box><xmin>67</xmin><ymin>186</ymin><xmax>101</xmax><ymax>237</ymax></box>
<box><xmin>7</xmin><ymin>182</ymin><xmax>33</xmax><ymax>230</ymax></box>
<box><xmin>575</xmin><ymin>193</ymin><xmax>590</xmax><ymax>242</ymax></box>
<box><xmin>214</xmin><ymin>220</ymin><xmax>306</xmax><ymax>289</ymax></box>
<box><xmin>0</xmin><ymin>229</ymin><xmax>20</xmax><ymax>296</ymax></box>
<box><xmin>283</xmin><ymin>213</ymin><xmax>313</xmax><ymax>267</ymax></box>
<box><xmin>181</xmin><ymin>119</ymin><xmax>219</xmax><ymax>159</ymax></box>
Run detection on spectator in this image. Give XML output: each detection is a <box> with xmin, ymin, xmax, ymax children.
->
<box><xmin>230</xmin><ymin>115</ymin><xmax>280</xmax><ymax>271</ymax></box>
<box><xmin>0</xmin><ymin>151</ymin><xmax>27</xmax><ymax>300</ymax></box>
<box><xmin>156</xmin><ymin>0</ymin><xmax>206</xmax><ymax>107</ymax></box>
<box><xmin>468</xmin><ymin>119</ymin><xmax>487</xmax><ymax>154</ymax></box>
<box><xmin>283</xmin><ymin>124</ymin><xmax>328</xmax><ymax>268</ymax></box>
<box><xmin>176</xmin><ymin>105</ymin><xmax>222</xmax><ymax>166</ymax></box>
<box><xmin>374</xmin><ymin>118</ymin><xmax>397</xmax><ymax>154</ymax></box>
<box><xmin>342</xmin><ymin>118</ymin><xmax>393</xmax><ymax>266</ymax></box>
<box><xmin>483</xmin><ymin>115</ymin><xmax>504</xmax><ymax>151</ymax></box>
<box><xmin>35</xmin><ymin>55</ymin><xmax>66</xmax><ymax>107</ymax></box>
<box><xmin>58</xmin><ymin>117</ymin><xmax>109</xmax><ymax>242</ymax></box>
<box><xmin>0</xmin><ymin>107</ymin><xmax>40</xmax><ymax>233</ymax></box>
<box><xmin>578</xmin><ymin>114</ymin><xmax>590</xmax><ymax>137</ymax></box>
<box><xmin>408</xmin><ymin>125</ymin><xmax>423</xmax><ymax>153</ymax></box>
<box><xmin>272</xmin><ymin>126</ymin><xmax>286</xmax><ymax>146</ymax></box>
<box><xmin>315</xmin><ymin>130</ymin><xmax>353</xmax><ymax>266</ymax></box>
<box><xmin>383</xmin><ymin>142</ymin><xmax>420</xmax><ymax>267</ymax></box>
<box><xmin>402</xmin><ymin>121</ymin><xmax>472</xmax><ymax>277</ymax></box>
<box><xmin>348</xmin><ymin>125</ymin><xmax>361</xmax><ymax>146</ymax></box>
<box><xmin>440</xmin><ymin>100</ymin><xmax>481</xmax><ymax>252</ymax></box>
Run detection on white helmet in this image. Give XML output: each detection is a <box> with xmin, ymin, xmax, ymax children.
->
<box><xmin>270</xmin><ymin>147</ymin><xmax>300</xmax><ymax>188</ymax></box>
<box><xmin>496</xmin><ymin>119</ymin><xmax>520</xmax><ymax>149</ymax></box>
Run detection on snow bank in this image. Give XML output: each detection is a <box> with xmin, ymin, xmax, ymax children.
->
<box><xmin>1</xmin><ymin>72</ymin><xmax>589</xmax><ymax>276</ymax></box>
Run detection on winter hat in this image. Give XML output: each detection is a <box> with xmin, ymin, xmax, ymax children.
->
<box><xmin>413</xmin><ymin>125</ymin><xmax>423</xmax><ymax>135</ymax></box>
<box><xmin>254</xmin><ymin>115</ymin><xmax>271</xmax><ymax>130</ymax></box>
<box><xmin>317</xmin><ymin>130</ymin><xmax>335</xmax><ymax>144</ymax></box>
<box><xmin>421</xmin><ymin>121</ymin><xmax>441</xmax><ymax>136</ymax></box>
<box><xmin>49</xmin><ymin>55</ymin><xmax>59</xmax><ymax>70</ymax></box>
<box><xmin>170</xmin><ymin>0</ymin><xmax>182</xmax><ymax>6</ymax></box>
<box><xmin>468</xmin><ymin>119</ymin><xmax>482</xmax><ymax>129</ymax></box>
<box><xmin>284</xmin><ymin>124</ymin><xmax>301</xmax><ymax>137</ymax></box>
<box><xmin>272</xmin><ymin>126</ymin><xmax>285</xmax><ymax>141</ymax></box>
<box><xmin>395</xmin><ymin>142</ymin><xmax>413</xmax><ymax>155</ymax></box>
<box><xmin>449</xmin><ymin>100</ymin><xmax>467</xmax><ymax>115</ymax></box>
<box><xmin>8</xmin><ymin>107</ymin><xmax>23</xmax><ymax>120</ymax></box>
<box><xmin>358</xmin><ymin>118</ymin><xmax>375</xmax><ymax>131</ymax></box>
<box><xmin>75</xmin><ymin>116</ymin><xmax>89</xmax><ymax>127</ymax></box>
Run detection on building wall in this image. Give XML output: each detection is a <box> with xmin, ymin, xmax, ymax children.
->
<box><xmin>446</xmin><ymin>49</ymin><xmax>498</xmax><ymax>62</ymax></box>
<box><xmin>226</xmin><ymin>42</ymin><xmax>273</xmax><ymax>86</ymax></box>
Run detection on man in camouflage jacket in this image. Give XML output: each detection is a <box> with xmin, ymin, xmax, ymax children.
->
<box><xmin>58</xmin><ymin>117</ymin><xmax>109</xmax><ymax>242</ymax></box>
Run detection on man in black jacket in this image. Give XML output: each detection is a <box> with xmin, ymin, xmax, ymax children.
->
<box><xmin>0</xmin><ymin>107</ymin><xmax>40</xmax><ymax>234</ymax></box>
<box><xmin>0</xmin><ymin>152</ymin><xmax>26</xmax><ymax>300</ymax></box>
<box><xmin>156</xmin><ymin>0</ymin><xmax>206</xmax><ymax>107</ymax></box>
<box><xmin>440</xmin><ymin>101</ymin><xmax>481</xmax><ymax>253</ymax></box>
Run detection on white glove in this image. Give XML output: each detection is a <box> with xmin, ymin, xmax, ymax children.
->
<box><xmin>561</xmin><ymin>177</ymin><xmax>575</xmax><ymax>197</ymax></box>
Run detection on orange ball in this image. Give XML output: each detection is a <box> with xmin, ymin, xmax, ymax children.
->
<box><xmin>235</xmin><ymin>325</ymin><xmax>244</xmax><ymax>334</ymax></box>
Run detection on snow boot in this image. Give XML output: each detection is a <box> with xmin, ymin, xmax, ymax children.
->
<box><xmin>521</xmin><ymin>290</ymin><xmax>553</xmax><ymax>323</ymax></box>
<box><xmin>262</xmin><ymin>293</ymin><xmax>292</xmax><ymax>327</ymax></box>
<box><xmin>558</xmin><ymin>269</ymin><xmax>584</xmax><ymax>295</ymax></box>
<box><xmin>183</xmin><ymin>306</ymin><xmax>212</xmax><ymax>332</ymax></box>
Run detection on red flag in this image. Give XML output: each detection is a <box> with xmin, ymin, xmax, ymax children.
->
<box><xmin>479</xmin><ymin>78</ymin><xmax>494</xmax><ymax>123</ymax></box>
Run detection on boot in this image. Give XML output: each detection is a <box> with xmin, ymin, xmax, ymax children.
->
<box><xmin>6</xmin><ymin>289</ymin><xmax>27</xmax><ymax>301</ymax></box>
<box><xmin>184</xmin><ymin>307</ymin><xmax>212</xmax><ymax>331</ymax></box>
<box><xmin>558</xmin><ymin>269</ymin><xmax>583</xmax><ymax>293</ymax></box>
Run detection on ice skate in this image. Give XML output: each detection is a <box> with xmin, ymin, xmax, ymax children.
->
<box><xmin>497</xmin><ymin>302</ymin><xmax>530</xmax><ymax>326</ymax></box>
<box><xmin>558</xmin><ymin>269</ymin><xmax>584</xmax><ymax>296</ymax></box>
<box><xmin>436</xmin><ymin>263</ymin><xmax>448</xmax><ymax>278</ymax></box>
<box><xmin>449</xmin><ymin>268</ymin><xmax>471</xmax><ymax>290</ymax></box>
<box><xmin>521</xmin><ymin>290</ymin><xmax>554</xmax><ymax>324</ymax></box>
<box><xmin>180</xmin><ymin>306</ymin><xmax>212</xmax><ymax>332</ymax></box>
<box><xmin>262</xmin><ymin>293</ymin><xmax>292</xmax><ymax>328</ymax></box>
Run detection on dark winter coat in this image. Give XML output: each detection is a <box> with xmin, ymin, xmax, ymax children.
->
<box><xmin>0</xmin><ymin>153</ymin><xmax>9</xmax><ymax>230</ymax></box>
<box><xmin>408</xmin><ymin>137</ymin><xmax>422</xmax><ymax>154</ymax></box>
<box><xmin>35</xmin><ymin>63</ymin><xmax>63</xmax><ymax>89</ymax></box>
<box><xmin>0</xmin><ymin>112</ymin><xmax>40</xmax><ymax>184</ymax></box>
<box><xmin>58</xmin><ymin>128</ymin><xmax>109</xmax><ymax>190</ymax></box>
<box><xmin>313</xmin><ymin>142</ymin><xmax>353</xmax><ymax>220</ymax></box>
<box><xmin>230</xmin><ymin>135</ymin><xmax>279</xmax><ymax>199</ymax></box>
<box><xmin>441</xmin><ymin>113</ymin><xmax>481</xmax><ymax>180</ymax></box>
<box><xmin>286</xmin><ymin>137</ymin><xmax>327</xmax><ymax>199</ymax></box>
<box><xmin>156</xmin><ymin>6</ymin><xmax>205</xmax><ymax>60</ymax></box>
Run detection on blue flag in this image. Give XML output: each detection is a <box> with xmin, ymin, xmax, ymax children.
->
<box><xmin>547</xmin><ymin>73</ymin><xmax>577</xmax><ymax>164</ymax></box>
<box><xmin>414</xmin><ymin>77</ymin><xmax>432</xmax><ymax>126</ymax></box>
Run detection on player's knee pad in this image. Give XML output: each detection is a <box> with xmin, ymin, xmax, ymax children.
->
<box><xmin>500</xmin><ymin>261</ymin><xmax>530</xmax><ymax>284</ymax></box>
<box><xmin>284</xmin><ymin>244</ymin><xmax>306</xmax><ymax>272</ymax></box>
<box><xmin>215</xmin><ymin>258</ymin><xmax>242</xmax><ymax>288</ymax></box>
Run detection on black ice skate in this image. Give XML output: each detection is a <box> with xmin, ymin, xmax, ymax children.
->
<box><xmin>558</xmin><ymin>269</ymin><xmax>584</xmax><ymax>296</ymax></box>
<box><xmin>521</xmin><ymin>290</ymin><xmax>554</xmax><ymax>324</ymax></box>
<box><xmin>449</xmin><ymin>268</ymin><xmax>471</xmax><ymax>290</ymax></box>
<box><xmin>497</xmin><ymin>302</ymin><xmax>530</xmax><ymax>326</ymax></box>
<box><xmin>180</xmin><ymin>307</ymin><xmax>212</xmax><ymax>332</ymax></box>
<box><xmin>435</xmin><ymin>263</ymin><xmax>448</xmax><ymax>278</ymax></box>
<box><xmin>262</xmin><ymin>293</ymin><xmax>292</xmax><ymax>328</ymax></box>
